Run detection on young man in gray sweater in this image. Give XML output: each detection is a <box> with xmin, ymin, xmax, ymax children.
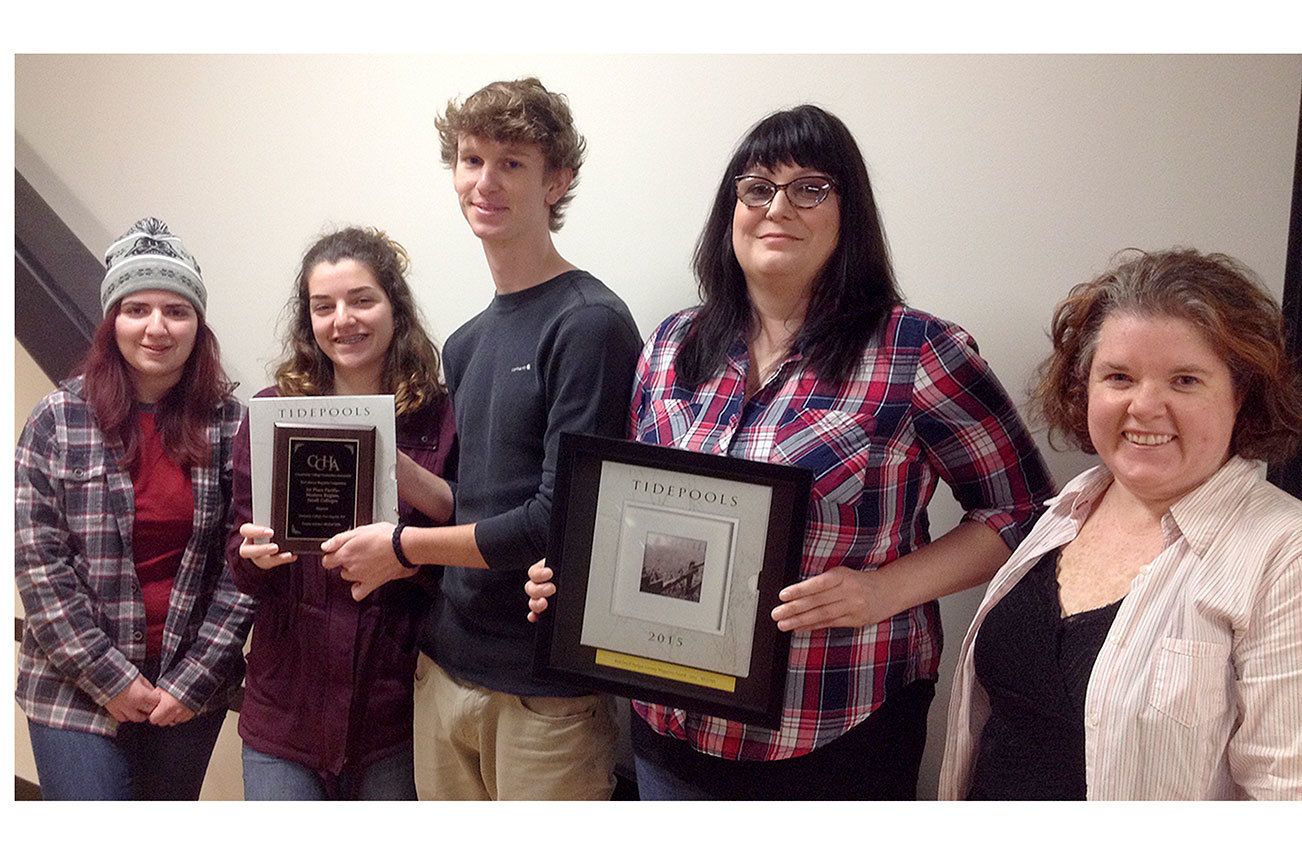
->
<box><xmin>323</xmin><ymin>77</ymin><xmax>642</xmax><ymax>800</ymax></box>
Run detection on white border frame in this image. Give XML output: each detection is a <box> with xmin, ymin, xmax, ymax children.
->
<box><xmin>610</xmin><ymin>502</ymin><xmax>737</xmax><ymax>635</ymax></box>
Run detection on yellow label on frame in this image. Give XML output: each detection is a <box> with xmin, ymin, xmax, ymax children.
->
<box><xmin>594</xmin><ymin>649</ymin><xmax>737</xmax><ymax>693</ymax></box>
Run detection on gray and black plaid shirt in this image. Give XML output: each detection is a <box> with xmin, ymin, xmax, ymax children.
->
<box><xmin>15</xmin><ymin>376</ymin><xmax>254</xmax><ymax>735</ymax></box>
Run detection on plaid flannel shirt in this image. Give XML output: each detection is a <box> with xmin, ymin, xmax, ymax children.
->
<box><xmin>15</xmin><ymin>376</ymin><xmax>255</xmax><ymax>736</ymax></box>
<box><xmin>630</xmin><ymin>306</ymin><xmax>1053</xmax><ymax>760</ymax></box>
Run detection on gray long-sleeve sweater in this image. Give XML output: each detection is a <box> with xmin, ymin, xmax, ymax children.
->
<box><xmin>418</xmin><ymin>269</ymin><xmax>643</xmax><ymax>696</ymax></box>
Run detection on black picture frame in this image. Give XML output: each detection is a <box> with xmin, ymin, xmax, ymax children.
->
<box><xmin>534</xmin><ymin>432</ymin><xmax>811</xmax><ymax>729</ymax></box>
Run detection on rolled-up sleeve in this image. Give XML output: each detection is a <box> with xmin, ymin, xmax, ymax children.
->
<box><xmin>911</xmin><ymin>319</ymin><xmax>1054</xmax><ymax>550</ymax></box>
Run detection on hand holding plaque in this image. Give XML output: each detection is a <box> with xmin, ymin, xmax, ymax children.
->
<box><xmin>270</xmin><ymin>423</ymin><xmax>376</xmax><ymax>554</ymax></box>
<box><xmin>247</xmin><ymin>394</ymin><xmax>399</xmax><ymax>554</ymax></box>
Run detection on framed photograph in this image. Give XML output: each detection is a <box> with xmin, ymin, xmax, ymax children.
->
<box><xmin>534</xmin><ymin>433</ymin><xmax>811</xmax><ymax>729</ymax></box>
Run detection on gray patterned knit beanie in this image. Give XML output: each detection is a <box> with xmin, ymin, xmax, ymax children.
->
<box><xmin>100</xmin><ymin>217</ymin><xmax>207</xmax><ymax>315</ymax></box>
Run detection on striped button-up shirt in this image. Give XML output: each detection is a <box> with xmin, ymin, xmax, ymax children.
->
<box><xmin>631</xmin><ymin>305</ymin><xmax>1053</xmax><ymax>760</ymax></box>
<box><xmin>940</xmin><ymin>456</ymin><xmax>1302</xmax><ymax>799</ymax></box>
<box><xmin>15</xmin><ymin>377</ymin><xmax>255</xmax><ymax>735</ymax></box>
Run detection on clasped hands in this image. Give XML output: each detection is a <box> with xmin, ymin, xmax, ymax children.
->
<box><xmin>525</xmin><ymin>561</ymin><xmax>900</xmax><ymax>631</ymax></box>
<box><xmin>105</xmin><ymin>675</ymin><xmax>194</xmax><ymax>726</ymax></box>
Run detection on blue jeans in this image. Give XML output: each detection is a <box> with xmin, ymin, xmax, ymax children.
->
<box><xmin>27</xmin><ymin>710</ymin><xmax>226</xmax><ymax>800</ymax></box>
<box><xmin>632</xmin><ymin>752</ymin><xmax>713</xmax><ymax>800</ymax></box>
<box><xmin>242</xmin><ymin>743</ymin><xmax>417</xmax><ymax>800</ymax></box>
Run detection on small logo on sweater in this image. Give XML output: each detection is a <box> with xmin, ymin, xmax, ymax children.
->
<box><xmin>510</xmin><ymin>363</ymin><xmax>532</xmax><ymax>373</ymax></box>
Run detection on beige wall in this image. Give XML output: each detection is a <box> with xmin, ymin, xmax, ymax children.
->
<box><xmin>13</xmin><ymin>54</ymin><xmax>1301</xmax><ymax>799</ymax></box>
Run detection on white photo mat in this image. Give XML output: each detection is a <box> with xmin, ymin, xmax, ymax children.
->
<box><xmin>610</xmin><ymin>503</ymin><xmax>736</xmax><ymax>635</ymax></box>
<box><xmin>579</xmin><ymin>459</ymin><xmax>773</xmax><ymax>677</ymax></box>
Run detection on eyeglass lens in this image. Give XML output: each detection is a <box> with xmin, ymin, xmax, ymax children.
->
<box><xmin>735</xmin><ymin>176</ymin><xmax>833</xmax><ymax>208</ymax></box>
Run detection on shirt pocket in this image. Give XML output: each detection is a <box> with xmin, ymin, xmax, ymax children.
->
<box><xmin>635</xmin><ymin>397</ymin><xmax>700</xmax><ymax>445</ymax></box>
<box><xmin>1147</xmin><ymin>637</ymin><xmax>1230</xmax><ymax>728</ymax></box>
<box><xmin>49</xmin><ymin>453</ymin><xmax>111</xmax><ymax>486</ymax></box>
<box><xmin>397</xmin><ymin>426</ymin><xmax>446</xmax><ymax>466</ymax></box>
<box><xmin>771</xmin><ymin>408</ymin><xmax>873</xmax><ymax>508</ymax></box>
<box><xmin>45</xmin><ymin>456</ymin><xmax>120</xmax><ymax>622</ymax></box>
<box><xmin>48</xmin><ymin>455</ymin><xmax>116</xmax><ymax>540</ymax></box>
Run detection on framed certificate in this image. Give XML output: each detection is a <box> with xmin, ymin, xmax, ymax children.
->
<box><xmin>533</xmin><ymin>433</ymin><xmax>811</xmax><ymax>728</ymax></box>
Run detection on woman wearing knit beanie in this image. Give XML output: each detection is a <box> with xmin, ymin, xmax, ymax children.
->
<box><xmin>227</xmin><ymin>226</ymin><xmax>456</xmax><ymax>800</ymax></box>
<box><xmin>15</xmin><ymin>217</ymin><xmax>253</xmax><ymax>799</ymax></box>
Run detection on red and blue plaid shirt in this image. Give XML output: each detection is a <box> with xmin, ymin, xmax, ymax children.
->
<box><xmin>630</xmin><ymin>305</ymin><xmax>1053</xmax><ymax>760</ymax></box>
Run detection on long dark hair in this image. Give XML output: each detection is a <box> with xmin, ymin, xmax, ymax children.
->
<box><xmin>81</xmin><ymin>303</ymin><xmax>233</xmax><ymax>469</ymax></box>
<box><xmin>274</xmin><ymin>227</ymin><xmax>446</xmax><ymax>415</ymax></box>
<box><xmin>676</xmin><ymin>105</ymin><xmax>902</xmax><ymax>389</ymax></box>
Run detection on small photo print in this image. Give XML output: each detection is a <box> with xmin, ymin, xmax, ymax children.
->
<box><xmin>639</xmin><ymin>533</ymin><xmax>707</xmax><ymax>603</ymax></box>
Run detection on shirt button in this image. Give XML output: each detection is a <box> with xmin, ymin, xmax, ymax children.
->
<box><xmin>73</xmin><ymin>469</ymin><xmax>85</xmax><ymax>478</ymax></box>
<box><xmin>132</xmin><ymin>631</ymin><xmax>144</xmax><ymax>641</ymax></box>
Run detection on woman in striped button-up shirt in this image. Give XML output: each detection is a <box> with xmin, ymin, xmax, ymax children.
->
<box><xmin>941</xmin><ymin>248</ymin><xmax>1302</xmax><ymax>800</ymax></box>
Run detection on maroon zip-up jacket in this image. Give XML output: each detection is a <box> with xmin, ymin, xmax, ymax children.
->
<box><xmin>226</xmin><ymin>388</ymin><xmax>456</xmax><ymax>775</ymax></box>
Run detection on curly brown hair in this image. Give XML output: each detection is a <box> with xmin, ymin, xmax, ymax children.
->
<box><xmin>274</xmin><ymin>227</ymin><xmax>445</xmax><ymax>415</ymax></box>
<box><xmin>1033</xmin><ymin>247</ymin><xmax>1302</xmax><ymax>463</ymax></box>
<box><xmin>435</xmin><ymin>77</ymin><xmax>585</xmax><ymax>232</ymax></box>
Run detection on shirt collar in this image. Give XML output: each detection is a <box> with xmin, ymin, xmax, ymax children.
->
<box><xmin>1166</xmin><ymin>455</ymin><xmax>1264</xmax><ymax>556</ymax></box>
<box><xmin>61</xmin><ymin>374</ymin><xmax>88</xmax><ymax>399</ymax></box>
<box><xmin>1046</xmin><ymin>455</ymin><xmax>1263</xmax><ymax>556</ymax></box>
<box><xmin>722</xmin><ymin>334</ymin><xmax>805</xmax><ymax>379</ymax></box>
<box><xmin>723</xmin><ymin>334</ymin><xmax>749</xmax><ymax>376</ymax></box>
<box><xmin>1046</xmin><ymin>463</ymin><xmax>1114</xmax><ymax>522</ymax></box>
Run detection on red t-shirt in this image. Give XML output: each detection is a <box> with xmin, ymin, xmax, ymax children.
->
<box><xmin>129</xmin><ymin>409</ymin><xmax>194</xmax><ymax>659</ymax></box>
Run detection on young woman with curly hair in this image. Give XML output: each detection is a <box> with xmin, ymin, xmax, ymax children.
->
<box><xmin>228</xmin><ymin>227</ymin><xmax>456</xmax><ymax>800</ymax></box>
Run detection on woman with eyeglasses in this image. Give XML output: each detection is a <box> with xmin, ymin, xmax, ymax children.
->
<box><xmin>526</xmin><ymin>105</ymin><xmax>1053</xmax><ymax>799</ymax></box>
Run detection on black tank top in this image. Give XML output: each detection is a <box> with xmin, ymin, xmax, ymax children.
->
<box><xmin>967</xmin><ymin>549</ymin><xmax>1122</xmax><ymax>800</ymax></box>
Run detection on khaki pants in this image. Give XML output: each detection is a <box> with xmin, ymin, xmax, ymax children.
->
<box><xmin>412</xmin><ymin>652</ymin><xmax>618</xmax><ymax>800</ymax></box>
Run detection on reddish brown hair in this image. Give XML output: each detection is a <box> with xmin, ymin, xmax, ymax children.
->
<box><xmin>80</xmin><ymin>303</ymin><xmax>234</xmax><ymax>470</ymax></box>
<box><xmin>1033</xmin><ymin>248</ymin><xmax>1302</xmax><ymax>462</ymax></box>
